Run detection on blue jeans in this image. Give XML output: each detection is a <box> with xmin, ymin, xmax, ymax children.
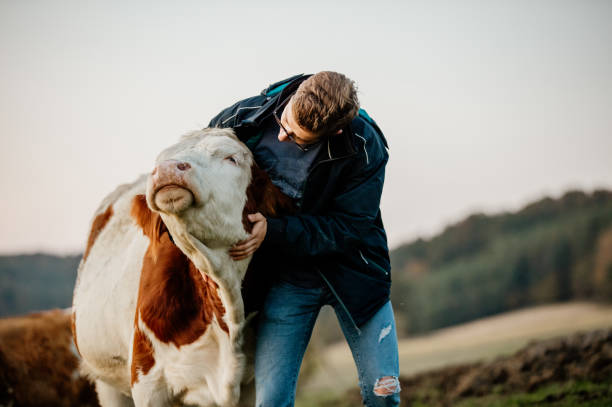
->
<box><xmin>255</xmin><ymin>280</ymin><xmax>401</xmax><ymax>407</ymax></box>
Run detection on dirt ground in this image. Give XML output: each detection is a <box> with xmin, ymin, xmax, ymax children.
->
<box><xmin>302</xmin><ymin>302</ymin><xmax>612</xmax><ymax>396</ymax></box>
<box><xmin>335</xmin><ymin>327</ymin><xmax>612</xmax><ymax>406</ymax></box>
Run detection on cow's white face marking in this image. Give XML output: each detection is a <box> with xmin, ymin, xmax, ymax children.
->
<box><xmin>145</xmin><ymin>128</ymin><xmax>253</xmax><ymax>246</ymax></box>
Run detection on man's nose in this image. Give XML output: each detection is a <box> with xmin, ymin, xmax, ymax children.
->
<box><xmin>277</xmin><ymin>130</ymin><xmax>289</xmax><ymax>142</ymax></box>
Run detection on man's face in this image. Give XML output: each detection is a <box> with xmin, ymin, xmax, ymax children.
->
<box><xmin>277</xmin><ymin>98</ymin><xmax>321</xmax><ymax>147</ymax></box>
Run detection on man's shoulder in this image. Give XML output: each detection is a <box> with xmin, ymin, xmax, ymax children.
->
<box><xmin>349</xmin><ymin>112</ymin><xmax>389</xmax><ymax>166</ymax></box>
<box><xmin>208</xmin><ymin>94</ymin><xmax>269</xmax><ymax>128</ymax></box>
<box><xmin>209</xmin><ymin>74</ymin><xmax>310</xmax><ymax>130</ymax></box>
<box><xmin>351</xmin><ymin>110</ymin><xmax>387</xmax><ymax>145</ymax></box>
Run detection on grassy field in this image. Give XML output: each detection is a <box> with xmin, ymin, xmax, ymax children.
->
<box><xmin>297</xmin><ymin>302</ymin><xmax>612</xmax><ymax>403</ymax></box>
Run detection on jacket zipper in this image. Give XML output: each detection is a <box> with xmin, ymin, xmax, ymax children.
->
<box><xmin>359</xmin><ymin>250</ymin><xmax>369</xmax><ymax>265</ymax></box>
<box><xmin>305</xmin><ymin>142</ymin><xmax>360</xmax><ymax>334</ymax></box>
<box><xmin>317</xmin><ymin>268</ymin><xmax>361</xmax><ymax>335</ymax></box>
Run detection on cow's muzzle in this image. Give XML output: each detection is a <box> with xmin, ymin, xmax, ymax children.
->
<box><xmin>150</xmin><ymin>160</ymin><xmax>195</xmax><ymax>214</ymax></box>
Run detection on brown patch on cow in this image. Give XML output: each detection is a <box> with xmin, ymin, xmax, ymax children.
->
<box><xmin>70</xmin><ymin>311</ymin><xmax>80</xmax><ymax>357</ymax></box>
<box><xmin>243</xmin><ymin>164</ymin><xmax>296</xmax><ymax>232</ymax></box>
<box><xmin>130</xmin><ymin>195</ymin><xmax>229</xmax><ymax>350</ymax></box>
<box><xmin>83</xmin><ymin>205</ymin><xmax>114</xmax><ymax>262</ymax></box>
<box><xmin>131</xmin><ymin>326</ymin><xmax>155</xmax><ymax>385</ymax></box>
<box><xmin>131</xmin><ymin>195</ymin><xmax>166</xmax><ymax>259</ymax></box>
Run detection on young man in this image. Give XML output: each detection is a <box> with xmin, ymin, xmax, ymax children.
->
<box><xmin>209</xmin><ymin>72</ymin><xmax>400</xmax><ymax>407</ymax></box>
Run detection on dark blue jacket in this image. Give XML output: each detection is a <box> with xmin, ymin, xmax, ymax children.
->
<box><xmin>209</xmin><ymin>74</ymin><xmax>391</xmax><ymax>327</ymax></box>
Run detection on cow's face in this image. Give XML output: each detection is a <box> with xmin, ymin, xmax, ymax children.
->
<box><xmin>145</xmin><ymin>128</ymin><xmax>253</xmax><ymax>244</ymax></box>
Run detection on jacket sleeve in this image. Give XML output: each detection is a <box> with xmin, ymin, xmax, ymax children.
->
<box><xmin>264</xmin><ymin>150</ymin><xmax>388</xmax><ymax>258</ymax></box>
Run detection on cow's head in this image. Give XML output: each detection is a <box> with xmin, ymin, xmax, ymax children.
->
<box><xmin>145</xmin><ymin>128</ymin><xmax>255</xmax><ymax>246</ymax></box>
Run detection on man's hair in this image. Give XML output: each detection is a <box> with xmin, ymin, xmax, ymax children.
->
<box><xmin>291</xmin><ymin>71</ymin><xmax>360</xmax><ymax>136</ymax></box>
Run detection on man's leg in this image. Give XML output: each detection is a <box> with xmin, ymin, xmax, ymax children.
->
<box><xmin>334</xmin><ymin>301</ymin><xmax>401</xmax><ymax>407</ymax></box>
<box><xmin>255</xmin><ymin>281</ymin><xmax>322</xmax><ymax>407</ymax></box>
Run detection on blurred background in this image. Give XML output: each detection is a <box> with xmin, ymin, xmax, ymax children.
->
<box><xmin>1</xmin><ymin>0</ymin><xmax>611</xmax><ymax>405</ymax></box>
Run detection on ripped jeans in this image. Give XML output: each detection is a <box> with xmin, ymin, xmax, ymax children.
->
<box><xmin>255</xmin><ymin>280</ymin><xmax>400</xmax><ymax>407</ymax></box>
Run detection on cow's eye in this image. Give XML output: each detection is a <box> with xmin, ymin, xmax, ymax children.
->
<box><xmin>225</xmin><ymin>156</ymin><xmax>237</xmax><ymax>165</ymax></box>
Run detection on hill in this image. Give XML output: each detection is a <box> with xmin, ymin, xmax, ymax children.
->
<box><xmin>304</xmin><ymin>325</ymin><xmax>612</xmax><ymax>407</ymax></box>
<box><xmin>0</xmin><ymin>254</ymin><xmax>81</xmax><ymax>317</ymax></box>
<box><xmin>300</xmin><ymin>302</ymin><xmax>612</xmax><ymax>399</ymax></box>
<box><xmin>389</xmin><ymin>189</ymin><xmax>612</xmax><ymax>336</ymax></box>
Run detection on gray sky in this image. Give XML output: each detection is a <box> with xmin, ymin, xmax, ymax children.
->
<box><xmin>1</xmin><ymin>0</ymin><xmax>611</xmax><ymax>254</ymax></box>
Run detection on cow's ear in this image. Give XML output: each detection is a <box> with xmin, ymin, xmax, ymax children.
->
<box><xmin>131</xmin><ymin>195</ymin><xmax>166</xmax><ymax>242</ymax></box>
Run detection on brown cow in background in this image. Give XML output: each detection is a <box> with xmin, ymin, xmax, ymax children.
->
<box><xmin>0</xmin><ymin>309</ymin><xmax>98</xmax><ymax>407</ymax></box>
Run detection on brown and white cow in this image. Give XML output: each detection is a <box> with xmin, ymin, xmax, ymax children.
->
<box><xmin>72</xmin><ymin>128</ymin><xmax>291</xmax><ymax>406</ymax></box>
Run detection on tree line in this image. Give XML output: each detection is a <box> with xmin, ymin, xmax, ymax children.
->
<box><xmin>389</xmin><ymin>190</ymin><xmax>612</xmax><ymax>336</ymax></box>
<box><xmin>1</xmin><ymin>190</ymin><xmax>611</xmax><ymax>342</ymax></box>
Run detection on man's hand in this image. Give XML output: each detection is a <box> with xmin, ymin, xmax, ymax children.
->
<box><xmin>229</xmin><ymin>213</ymin><xmax>267</xmax><ymax>260</ymax></box>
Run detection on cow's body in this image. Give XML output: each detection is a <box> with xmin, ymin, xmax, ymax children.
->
<box><xmin>72</xmin><ymin>128</ymin><xmax>291</xmax><ymax>406</ymax></box>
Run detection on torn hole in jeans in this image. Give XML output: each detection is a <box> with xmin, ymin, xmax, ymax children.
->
<box><xmin>373</xmin><ymin>376</ymin><xmax>400</xmax><ymax>396</ymax></box>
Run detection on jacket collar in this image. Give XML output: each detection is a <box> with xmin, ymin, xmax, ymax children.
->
<box><xmin>323</xmin><ymin>128</ymin><xmax>357</xmax><ymax>160</ymax></box>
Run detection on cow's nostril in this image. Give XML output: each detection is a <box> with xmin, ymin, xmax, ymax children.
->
<box><xmin>177</xmin><ymin>162</ymin><xmax>191</xmax><ymax>171</ymax></box>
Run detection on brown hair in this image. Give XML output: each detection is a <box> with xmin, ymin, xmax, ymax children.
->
<box><xmin>291</xmin><ymin>71</ymin><xmax>360</xmax><ymax>136</ymax></box>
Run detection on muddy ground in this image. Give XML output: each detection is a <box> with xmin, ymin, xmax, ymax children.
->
<box><xmin>334</xmin><ymin>328</ymin><xmax>612</xmax><ymax>406</ymax></box>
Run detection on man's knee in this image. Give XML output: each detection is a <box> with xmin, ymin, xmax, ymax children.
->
<box><xmin>373</xmin><ymin>375</ymin><xmax>400</xmax><ymax>397</ymax></box>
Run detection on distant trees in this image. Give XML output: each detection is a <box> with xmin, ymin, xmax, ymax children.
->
<box><xmin>390</xmin><ymin>190</ymin><xmax>612</xmax><ymax>337</ymax></box>
<box><xmin>0</xmin><ymin>254</ymin><xmax>81</xmax><ymax>317</ymax></box>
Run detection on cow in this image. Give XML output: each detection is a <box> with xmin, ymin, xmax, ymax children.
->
<box><xmin>0</xmin><ymin>309</ymin><xmax>99</xmax><ymax>407</ymax></box>
<box><xmin>72</xmin><ymin>128</ymin><xmax>292</xmax><ymax>406</ymax></box>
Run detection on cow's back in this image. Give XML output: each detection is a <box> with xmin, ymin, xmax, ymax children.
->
<box><xmin>73</xmin><ymin>175</ymin><xmax>148</xmax><ymax>393</ymax></box>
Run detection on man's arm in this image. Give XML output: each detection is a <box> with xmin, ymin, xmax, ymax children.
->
<box><xmin>229</xmin><ymin>157</ymin><xmax>386</xmax><ymax>260</ymax></box>
<box><xmin>265</xmin><ymin>156</ymin><xmax>387</xmax><ymax>258</ymax></box>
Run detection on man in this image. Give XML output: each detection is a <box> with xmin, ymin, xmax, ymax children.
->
<box><xmin>209</xmin><ymin>72</ymin><xmax>400</xmax><ymax>407</ymax></box>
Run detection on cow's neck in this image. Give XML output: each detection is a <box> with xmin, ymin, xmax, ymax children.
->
<box><xmin>166</xmin><ymin>225</ymin><xmax>247</xmax><ymax>330</ymax></box>
<box><xmin>167</xmin><ymin>206</ymin><xmax>249</xmax><ymax>250</ymax></box>
<box><xmin>136</xmin><ymin>232</ymin><xmax>229</xmax><ymax>347</ymax></box>
<box><xmin>130</xmin><ymin>194</ymin><xmax>247</xmax><ymax>335</ymax></box>
<box><xmin>160</xmin><ymin>214</ymin><xmax>248</xmax><ymax>325</ymax></box>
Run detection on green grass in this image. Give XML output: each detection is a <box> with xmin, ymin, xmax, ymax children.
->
<box><xmin>454</xmin><ymin>380</ymin><xmax>612</xmax><ymax>407</ymax></box>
